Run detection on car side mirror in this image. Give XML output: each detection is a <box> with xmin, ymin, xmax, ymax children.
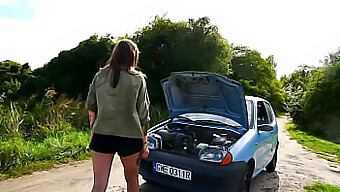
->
<box><xmin>258</xmin><ymin>124</ymin><xmax>273</xmax><ymax>132</ymax></box>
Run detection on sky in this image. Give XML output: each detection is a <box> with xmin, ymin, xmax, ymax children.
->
<box><xmin>1</xmin><ymin>0</ymin><xmax>340</xmax><ymax>78</ymax></box>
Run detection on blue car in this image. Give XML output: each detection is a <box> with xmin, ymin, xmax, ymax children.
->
<box><xmin>140</xmin><ymin>71</ymin><xmax>278</xmax><ymax>192</ymax></box>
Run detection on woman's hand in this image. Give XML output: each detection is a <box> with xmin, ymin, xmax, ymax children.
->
<box><xmin>141</xmin><ymin>144</ymin><xmax>149</xmax><ymax>158</ymax></box>
<box><xmin>141</xmin><ymin>127</ymin><xmax>149</xmax><ymax>158</ymax></box>
<box><xmin>88</xmin><ymin>111</ymin><xmax>96</xmax><ymax>128</ymax></box>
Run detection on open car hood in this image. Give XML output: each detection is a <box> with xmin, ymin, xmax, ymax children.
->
<box><xmin>161</xmin><ymin>71</ymin><xmax>248</xmax><ymax>129</ymax></box>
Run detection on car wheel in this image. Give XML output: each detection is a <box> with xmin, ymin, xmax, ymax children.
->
<box><xmin>240</xmin><ymin>165</ymin><xmax>252</xmax><ymax>192</ymax></box>
<box><xmin>266</xmin><ymin>148</ymin><xmax>277</xmax><ymax>172</ymax></box>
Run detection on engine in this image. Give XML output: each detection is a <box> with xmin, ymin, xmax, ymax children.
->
<box><xmin>147</xmin><ymin>123</ymin><xmax>241</xmax><ymax>155</ymax></box>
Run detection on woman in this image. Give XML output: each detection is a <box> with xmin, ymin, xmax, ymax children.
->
<box><xmin>85</xmin><ymin>39</ymin><xmax>150</xmax><ymax>192</ymax></box>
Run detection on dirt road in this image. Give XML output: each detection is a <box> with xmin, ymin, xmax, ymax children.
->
<box><xmin>0</xmin><ymin>117</ymin><xmax>339</xmax><ymax>192</ymax></box>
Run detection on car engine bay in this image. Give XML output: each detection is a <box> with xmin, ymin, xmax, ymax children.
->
<box><xmin>147</xmin><ymin>122</ymin><xmax>243</xmax><ymax>155</ymax></box>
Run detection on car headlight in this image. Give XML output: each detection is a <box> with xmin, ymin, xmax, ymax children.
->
<box><xmin>198</xmin><ymin>146</ymin><xmax>232</xmax><ymax>165</ymax></box>
<box><xmin>147</xmin><ymin>133</ymin><xmax>162</xmax><ymax>150</ymax></box>
<box><xmin>198</xmin><ymin>146</ymin><xmax>226</xmax><ymax>162</ymax></box>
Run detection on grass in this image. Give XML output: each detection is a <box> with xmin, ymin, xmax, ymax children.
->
<box><xmin>0</xmin><ymin>102</ymin><xmax>169</xmax><ymax>179</ymax></box>
<box><xmin>275</xmin><ymin>111</ymin><xmax>287</xmax><ymax>117</ymax></box>
<box><xmin>0</xmin><ymin>92</ymin><xmax>169</xmax><ymax>179</ymax></box>
<box><xmin>304</xmin><ymin>182</ymin><xmax>340</xmax><ymax>192</ymax></box>
<box><xmin>0</xmin><ymin>131</ymin><xmax>91</xmax><ymax>179</ymax></box>
<box><xmin>286</xmin><ymin>123</ymin><xmax>340</xmax><ymax>164</ymax></box>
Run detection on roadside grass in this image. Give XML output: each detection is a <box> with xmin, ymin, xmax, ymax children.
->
<box><xmin>0</xmin><ymin>102</ymin><xmax>168</xmax><ymax>179</ymax></box>
<box><xmin>286</xmin><ymin>123</ymin><xmax>340</xmax><ymax>164</ymax></box>
<box><xmin>275</xmin><ymin>111</ymin><xmax>287</xmax><ymax>117</ymax></box>
<box><xmin>0</xmin><ymin>131</ymin><xmax>91</xmax><ymax>179</ymax></box>
<box><xmin>304</xmin><ymin>182</ymin><xmax>340</xmax><ymax>192</ymax></box>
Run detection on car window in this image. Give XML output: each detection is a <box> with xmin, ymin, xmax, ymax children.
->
<box><xmin>257</xmin><ymin>101</ymin><xmax>269</xmax><ymax>125</ymax></box>
<box><xmin>246</xmin><ymin>100</ymin><xmax>254</xmax><ymax>128</ymax></box>
<box><xmin>264</xmin><ymin>102</ymin><xmax>274</xmax><ymax>124</ymax></box>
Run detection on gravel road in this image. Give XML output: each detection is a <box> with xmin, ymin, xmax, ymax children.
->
<box><xmin>0</xmin><ymin>117</ymin><xmax>339</xmax><ymax>192</ymax></box>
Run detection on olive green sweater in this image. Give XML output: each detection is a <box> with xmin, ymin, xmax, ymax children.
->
<box><xmin>85</xmin><ymin>69</ymin><xmax>150</xmax><ymax>139</ymax></box>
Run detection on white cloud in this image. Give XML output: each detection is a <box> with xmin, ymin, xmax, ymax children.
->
<box><xmin>0</xmin><ymin>0</ymin><xmax>340</xmax><ymax>78</ymax></box>
<box><xmin>0</xmin><ymin>0</ymin><xmax>15</xmax><ymax>5</ymax></box>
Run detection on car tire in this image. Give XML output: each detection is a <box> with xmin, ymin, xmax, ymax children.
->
<box><xmin>266</xmin><ymin>148</ymin><xmax>277</xmax><ymax>172</ymax></box>
<box><xmin>240</xmin><ymin>165</ymin><xmax>252</xmax><ymax>192</ymax></box>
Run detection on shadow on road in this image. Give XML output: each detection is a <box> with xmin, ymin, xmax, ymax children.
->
<box><xmin>140</xmin><ymin>181</ymin><xmax>185</xmax><ymax>192</ymax></box>
<box><xmin>139</xmin><ymin>171</ymin><xmax>279</xmax><ymax>192</ymax></box>
<box><xmin>250</xmin><ymin>171</ymin><xmax>279</xmax><ymax>191</ymax></box>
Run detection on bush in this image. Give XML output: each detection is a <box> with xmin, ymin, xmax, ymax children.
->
<box><xmin>283</xmin><ymin>49</ymin><xmax>340</xmax><ymax>143</ymax></box>
<box><xmin>303</xmin><ymin>62</ymin><xmax>340</xmax><ymax>142</ymax></box>
<box><xmin>0</xmin><ymin>102</ymin><xmax>23</xmax><ymax>138</ymax></box>
<box><xmin>0</xmin><ymin>131</ymin><xmax>91</xmax><ymax>178</ymax></box>
<box><xmin>0</xmin><ymin>95</ymin><xmax>89</xmax><ymax>141</ymax></box>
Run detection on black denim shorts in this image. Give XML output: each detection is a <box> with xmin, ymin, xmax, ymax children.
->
<box><xmin>89</xmin><ymin>133</ymin><xmax>143</xmax><ymax>157</ymax></box>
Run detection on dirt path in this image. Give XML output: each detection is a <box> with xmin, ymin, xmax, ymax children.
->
<box><xmin>0</xmin><ymin>117</ymin><xmax>339</xmax><ymax>192</ymax></box>
<box><xmin>250</xmin><ymin>117</ymin><xmax>340</xmax><ymax>192</ymax></box>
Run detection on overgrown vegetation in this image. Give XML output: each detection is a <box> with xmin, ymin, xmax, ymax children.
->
<box><xmin>304</xmin><ymin>182</ymin><xmax>340</xmax><ymax>192</ymax></box>
<box><xmin>0</xmin><ymin>131</ymin><xmax>91</xmax><ymax>178</ymax></box>
<box><xmin>287</xmin><ymin>123</ymin><xmax>340</xmax><ymax>164</ymax></box>
<box><xmin>231</xmin><ymin>46</ymin><xmax>286</xmax><ymax>111</ymax></box>
<box><xmin>282</xmin><ymin>48</ymin><xmax>340</xmax><ymax>143</ymax></box>
<box><xmin>0</xmin><ymin>94</ymin><xmax>92</xmax><ymax>178</ymax></box>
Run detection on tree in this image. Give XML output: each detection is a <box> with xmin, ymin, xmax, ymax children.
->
<box><xmin>231</xmin><ymin>46</ymin><xmax>286</xmax><ymax>112</ymax></box>
<box><xmin>302</xmin><ymin>49</ymin><xmax>340</xmax><ymax>141</ymax></box>
<box><xmin>23</xmin><ymin>35</ymin><xmax>115</xmax><ymax>99</ymax></box>
<box><xmin>283</xmin><ymin>47</ymin><xmax>340</xmax><ymax>142</ymax></box>
<box><xmin>133</xmin><ymin>16</ymin><xmax>232</xmax><ymax>103</ymax></box>
<box><xmin>0</xmin><ymin>60</ymin><xmax>32</xmax><ymax>99</ymax></box>
<box><xmin>281</xmin><ymin>65</ymin><xmax>315</xmax><ymax>126</ymax></box>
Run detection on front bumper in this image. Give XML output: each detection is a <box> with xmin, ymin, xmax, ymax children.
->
<box><xmin>140</xmin><ymin>150</ymin><xmax>248</xmax><ymax>192</ymax></box>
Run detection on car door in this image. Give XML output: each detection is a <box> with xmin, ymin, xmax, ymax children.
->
<box><xmin>264</xmin><ymin>101</ymin><xmax>278</xmax><ymax>157</ymax></box>
<box><xmin>254</xmin><ymin>101</ymin><xmax>274</xmax><ymax>173</ymax></box>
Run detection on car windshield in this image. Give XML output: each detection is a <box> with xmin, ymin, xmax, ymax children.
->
<box><xmin>175</xmin><ymin>113</ymin><xmax>244</xmax><ymax>129</ymax></box>
<box><xmin>246</xmin><ymin>100</ymin><xmax>254</xmax><ymax>128</ymax></box>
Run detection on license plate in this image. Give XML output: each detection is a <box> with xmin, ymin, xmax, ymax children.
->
<box><xmin>153</xmin><ymin>162</ymin><xmax>192</xmax><ymax>181</ymax></box>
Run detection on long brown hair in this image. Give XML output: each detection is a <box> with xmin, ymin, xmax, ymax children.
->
<box><xmin>102</xmin><ymin>39</ymin><xmax>141</xmax><ymax>88</ymax></box>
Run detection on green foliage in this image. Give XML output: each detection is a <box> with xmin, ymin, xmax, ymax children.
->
<box><xmin>0</xmin><ymin>101</ymin><xmax>169</xmax><ymax>178</ymax></box>
<box><xmin>0</xmin><ymin>94</ymin><xmax>89</xmax><ymax>141</ymax></box>
<box><xmin>283</xmin><ymin>48</ymin><xmax>340</xmax><ymax>142</ymax></box>
<box><xmin>304</xmin><ymin>182</ymin><xmax>340</xmax><ymax>192</ymax></box>
<box><xmin>0</xmin><ymin>131</ymin><xmax>91</xmax><ymax>178</ymax></box>
<box><xmin>0</xmin><ymin>60</ymin><xmax>32</xmax><ymax>99</ymax></box>
<box><xmin>134</xmin><ymin>16</ymin><xmax>232</xmax><ymax>102</ymax></box>
<box><xmin>0</xmin><ymin>102</ymin><xmax>23</xmax><ymax>137</ymax></box>
<box><xmin>20</xmin><ymin>35</ymin><xmax>114</xmax><ymax>99</ymax></box>
<box><xmin>281</xmin><ymin>65</ymin><xmax>315</xmax><ymax>127</ymax></box>
<box><xmin>303</xmin><ymin>61</ymin><xmax>340</xmax><ymax>142</ymax></box>
<box><xmin>287</xmin><ymin>123</ymin><xmax>340</xmax><ymax>164</ymax></box>
<box><xmin>231</xmin><ymin>46</ymin><xmax>286</xmax><ymax>111</ymax></box>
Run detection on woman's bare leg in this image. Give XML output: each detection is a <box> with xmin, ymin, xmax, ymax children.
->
<box><xmin>120</xmin><ymin>152</ymin><xmax>141</xmax><ymax>192</ymax></box>
<box><xmin>91</xmin><ymin>150</ymin><xmax>114</xmax><ymax>192</ymax></box>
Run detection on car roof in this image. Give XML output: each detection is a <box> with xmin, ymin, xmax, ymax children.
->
<box><xmin>245</xmin><ymin>95</ymin><xmax>268</xmax><ymax>103</ymax></box>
